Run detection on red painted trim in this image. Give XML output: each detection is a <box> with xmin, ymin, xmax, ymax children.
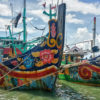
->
<box><xmin>0</xmin><ymin>64</ymin><xmax>57</xmax><ymax>79</ymax></box>
<box><xmin>78</xmin><ymin>63</ymin><xmax>100</xmax><ymax>80</ymax></box>
<box><xmin>0</xmin><ymin>70</ymin><xmax>4</xmax><ymax>85</ymax></box>
<box><xmin>81</xmin><ymin>63</ymin><xmax>100</xmax><ymax>73</ymax></box>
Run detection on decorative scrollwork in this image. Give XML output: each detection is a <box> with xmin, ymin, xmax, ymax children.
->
<box><xmin>78</xmin><ymin>65</ymin><xmax>92</xmax><ymax>80</ymax></box>
<box><xmin>47</xmin><ymin>20</ymin><xmax>57</xmax><ymax>48</ymax></box>
<box><xmin>47</xmin><ymin>38</ymin><xmax>56</xmax><ymax>48</ymax></box>
<box><xmin>56</xmin><ymin>33</ymin><xmax>63</xmax><ymax>50</ymax></box>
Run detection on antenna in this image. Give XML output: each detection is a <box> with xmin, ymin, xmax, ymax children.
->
<box><xmin>23</xmin><ymin>0</ymin><xmax>27</xmax><ymax>51</ymax></box>
<box><xmin>93</xmin><ymin>17</ymin><xmax>96</xmax><ymax>57</ymax></box>
<box><xmin>56</xmin><ymin>0</ymin><xmax>59</xmax><ymax>19</ymax></box>
<box><xmin>10</xmin><ymin>2</ymin><xmax>13</xmax><ymax>34</ymax></box>
<box><xmin>52</xmin><ymin>0</ymin><xmax>53</xmax><ymax>5</ymax></box>
<box><xmin>93</xmin><ymin>17</ymin><xmax>96</xmax><ymax>47</ymax></box>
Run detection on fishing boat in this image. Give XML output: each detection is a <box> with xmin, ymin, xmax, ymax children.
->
<box><xmin>0</xmin><ymin>3</ymin><xmax>66</xmax><ymax>91</ymax></box>
<box><xmin>59</xmin><ymin>46</ymin><xmax>85</xmax><ymax>80</ymax></box>
<box><xmin>62</xmin><ymin>55</ymin><xmax>100</xmax><ymax>86</ymax></box>
<box><xmin>59</xmin><ymin>50</ymin><xmax>100</xmax><ymax>86</ymax></box>
<box><xmin>0</xmin><ymin>0</ymin><xmax>48</xmax><ymax>61</ymax></box>
<box><xmin>59</xmin><ymin>16</ymin><xmax>100</xmax><ymax>86</ymax></box>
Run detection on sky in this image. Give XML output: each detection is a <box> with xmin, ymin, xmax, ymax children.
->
<box><xmin>0</xmin><ymin>0</ymin><xmax>100</xmax><ymax>51</ymax></box>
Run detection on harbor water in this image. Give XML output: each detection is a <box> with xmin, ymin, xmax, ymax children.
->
<box><xmin>0</xmin><ymin>80</ymin><xmax>88</xmax><ymax>100</ymax></box>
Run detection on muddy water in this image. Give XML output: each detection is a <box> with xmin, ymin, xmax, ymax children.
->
<box><xmin>0</xmin><ymin>82</ymin><xmax>88</xmax><ymax>100</ymax></box>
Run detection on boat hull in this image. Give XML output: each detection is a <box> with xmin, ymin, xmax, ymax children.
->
<box><xmin>59</xmin><ymin>62</ymin><xmax>100</xmax><ymax>86</ymax></box>
<box><xmin>0</xmin><ymin>63</ymin><xmax>57</xmax><ymax>90</ymax></box>
<box><xmin>0</xmin><ymin>3</ymin><xmax>66</xmax><ymax>91</ymax></box>
<box><xmin>0</xmin><ymin>20</ymin><xmax>59</xmax><ymax>91</ymax></box>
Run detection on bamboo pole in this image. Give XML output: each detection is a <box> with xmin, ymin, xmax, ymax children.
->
<box><xmin>60</xmin><ymin>62</ymin><xmax>88</xmax><ymax>69</ymax></box>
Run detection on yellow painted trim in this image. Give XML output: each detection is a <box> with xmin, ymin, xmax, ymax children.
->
<box><xmin>47</xmin><ymin>20</ymin><xmax>57</xmax><ymax>48</ymax></box>
<box><xmin>52</xmin><ymin>58</ymin><xmax>58</xmax><ymax>64</ymax></box>
<box><xmin>35</xmin><ymin>61</ymin><xmax>44</xmax><ymax>67</ymax></box>
<box><xmin>32</xmin><ymin>52</ymin><xmax>40</xmax><ymax>57</ymax></box>
<box><xmin>56</xmin><ymin>33</ymin><xmax>63</xmax><ymax>49</ymax></box>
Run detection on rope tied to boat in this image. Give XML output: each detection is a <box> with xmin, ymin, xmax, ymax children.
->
<box><xmin>0</xmin><ymin>68</ymin><xmax>61</xmax><ymax>94</ymax></box>
<box><xmin>60</xmin><ymin>61</ymin><xmax>89</xmax><ymax>69</ymax></box>
<box><xmin>0</xmin><ymin>61</ymin><xmax>89</xmax><ymax>94</ymax></box>
<box><xmin>0</xmin><ymin>52</ymin><xmax>32</xmax><ymax>81</ymax></box>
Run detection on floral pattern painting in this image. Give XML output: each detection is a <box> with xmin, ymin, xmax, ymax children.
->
<box><xmin>40</xmin><ymin>49</ymin><xmax>54</xmax><ymax>64</ymax></box>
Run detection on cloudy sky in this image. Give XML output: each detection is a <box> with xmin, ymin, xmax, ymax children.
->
<box><xmin>0</xmin><ymin>0</ymin><xmax>100</xmax><ymax>50</ymax></box>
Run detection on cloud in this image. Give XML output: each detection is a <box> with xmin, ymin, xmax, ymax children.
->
<box><xmin>0</xmin><ymin>3</ymin><xmax>11</xmax><ymax>16</ymax></box>
<box><xmin>65</xmin><ymin>0</ymin><xmax>100</xmax><ymax>15</ymax></box>
<box><xmin>68</xmin><ymin>27</ymin><xmax>100</xmax><ymax>50</ymax></box>
<box><xmin>75</xmin><ymin>27</ymin><xmax>92</xmax><ymax>41</ymax></box>
<box><xmin>36</xmin><ymin>0</ymin><xmax>100</xmax><ymax>23</ymax></box>
<box><xmin>27</xmin><ymin>0</ymin><xmax>58</xmax><ymax>23</ymax></box>
<box><xmin>0</xmin><ymin>17</ymin><xmax>11</xmax><ymax>28</ymax></box>
<box><xmin>12</xmin><ymin>25</ymin><xmax>36</xmax><ymax>35</ymax></box>
<box><xmin>38</xmin><ymin>0</ymin><xmax>57</xmax><ymax>7</ymax></box>
<box><xmin>68</xmin><ymin>27</ymin><xmax>93</xmax><ymax>50</ymax></box>
<box><xmin>1</xmin><ymin>0</ymin><xmax>8</xmax><ymax>2</ymax></box>
<box><xmin>27</xmin><ymin>9</ymin><xmax>49</xmax><ymax>23</ymax></box>
<box><xmin>66</xmin><ymin>14</ymin><xmax>84</xmax><ymax>24</ymax></box>
<box><xmin>96</xmin><ymin>34</ymin><xmax>100</xmax><ymax>47</ymax></box>
<box><xmin>38</xmin><ymin>0</ymin><xmax>100</xmax><ymax>15</ymax></box>
<box><xmin>27</xmin><ymin>27</ymin><xmax>37</xmax><ymax>34</ymax></box>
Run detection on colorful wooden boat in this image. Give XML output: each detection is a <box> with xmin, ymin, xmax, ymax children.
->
<box><xmin>59</xmin><ymin>47</ymin><xmax>84</xmax><ymax>80</ymax></box>
<box><xmin>0</xmin><ymin>3</ymin><xmax>66</xmax><ymax>91</ymax></box>
<box><xmin>60</xmin><ymin>55</ymin><xmax>100</xmax><ymax>86</ymax></box>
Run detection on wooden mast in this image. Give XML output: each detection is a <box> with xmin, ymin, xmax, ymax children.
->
<box><xmin>23</xmin><ymin>0</ymin><xmax>27</xmax><ymax>52</ymax></box>
<box><xmin>93</xmin><ymin>17</ymin><xmax>96</xmax><ymax>57</ymax></box>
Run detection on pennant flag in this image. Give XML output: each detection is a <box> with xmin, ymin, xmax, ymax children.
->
<box><xmin>94</xmin><ymin>17</ymin><xmax>96</xmax><ymax>24</ymax></box>
<box><xmin>11</xmin><ymin>13</ymin><xmax>21</xmax><ymax>28</ymax></box>
<box><xmin>51</xmin><ymin>5</ymin><xmax>56</xmax><ymax>9</ymax></box>
<box><xmin>14</xmin><ymin>13</ymin><xmax>21</xmax><ymax>28</ymax></box>
<box><xmin>42</xmin><ymin>2</ymin><xmax>46</xmax><ymax>8</ymax></box>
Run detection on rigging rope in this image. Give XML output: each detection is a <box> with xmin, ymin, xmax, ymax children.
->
<box><xmin>0</xmin><ymin>51</ymin><xmax>32</xmax><ymax>81</ymax></box>
<box><xmin>29</xmin><ymin>22</ymin><xmax>45</xmax><ymax>31</ymax></box>
<box><xmin>0</xmin><ymin>68</ymin><xmax>61</xmax><ymax>94</ymax></box>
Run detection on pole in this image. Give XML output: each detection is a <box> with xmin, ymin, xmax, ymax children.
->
<box><xmin>23</xmin><ymin>0</ymin><xmax>27</xmax><ymax>52</ymax></box>
<box><xmin>52</xmin><ymin>0</ymin><xmax>53</xmax><ymax>5</ymax></box>
<box><xmin>56</xmin><ymin>0</ymin><xmax>59</xmax><ymax>19</ymax></box>
<box><xmin>10</xmin><ymin>3</ymin><xmax>13</xmax><ymax>34</ymax></box>
<box><xmin>50</xmin><ymin>4</ymin><xmax>52</xmax><ymax>19</ymax></box>
<box><xmin>93</xmin><ymin>17</ymin><xmax>96</xmax><ymax>47</ymax></box>
<box><xmin>93</xmin><ymin>17</ymin><xmax>96</xmax><ymax>57</ymax></box>
<box><xmin>8</xmin><ymin>26</ymin><xmax>17</xmax><ymax>56</ymax></box>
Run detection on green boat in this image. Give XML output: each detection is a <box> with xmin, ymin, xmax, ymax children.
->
<box><xmin>59</xmin><ymin>48</ymin><xmax>100</xmax><ymax>86</ymax></box>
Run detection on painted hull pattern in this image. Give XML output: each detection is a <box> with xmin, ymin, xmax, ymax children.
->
<box><xmin>0</xmin><ymin>4</ymin><xmax>66</xmax><ymax>91</ymax></box>
<box><xmin>0</xmin><ymin>20</ymin><xmax>59</xmax><ymax>91</ymax></box>
<box><xmin>59</xmin><ymin>56</ymin><xmax>100</xmax><ymax>86</ymax></box>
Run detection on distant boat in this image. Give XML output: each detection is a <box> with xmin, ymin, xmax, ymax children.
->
<box><xmin>0</xmin><ymin>3</ymin><xmax>66</xmax><ymax>91</ymax></box>
<box><xmin>59</xmin><ymin>54</ymin><xmax>100</xmax><ymax>86</ymax></box>
<box><xmin>62</xmin><ymin>55</ymin><xmax>100</xmax><ymax>86</ymax></box>
<box><xmin>59</xmin><ymin>16</ymin><xmax>100</xmax><ymax>86</ymax></box>
<box><xmin>59</xmin><ymin>46</ymin><xmax>85</xmax><ymax>80</ymax></box>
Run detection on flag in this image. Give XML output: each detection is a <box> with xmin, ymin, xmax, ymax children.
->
<box><xmin>51</xmin><ymin>5</ymin><xmax>56</xmax><ymax>9</ymax></box>
<box><xmin>94</xmin><ymin>17</ymin><xmax>96</xmax><ymax>24</ymax></box>
<box><xmin>42</xmin><ymin>2</ymin><xmax>46</xmax><ymax>8</ymax></box>
<box><xmin>12</xmin><ymin>13</ymin><xmax>21</xmax><ymax>28</ymax></box>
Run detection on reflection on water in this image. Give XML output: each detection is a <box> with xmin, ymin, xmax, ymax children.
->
<box><xmin>0</xmin><ymin>89</ymin><xmax>61</xmax><ymax>100</ymax></box>
<box><xmin>0</xmin><ymin>82</ymin><xmax>88</xmax><ymax>100</ymax></box>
